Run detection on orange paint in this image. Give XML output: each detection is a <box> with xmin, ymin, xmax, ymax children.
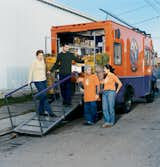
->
<box><xmin>51</xmin><ymin>21</ymin><xmax>153</xmax><ymax>77</ymax></box>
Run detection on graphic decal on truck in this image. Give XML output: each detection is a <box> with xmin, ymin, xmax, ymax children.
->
<box><xmin>130</xmin><ymin>39</ymin><xmax>139</xmax><ymax>72</ymax></box>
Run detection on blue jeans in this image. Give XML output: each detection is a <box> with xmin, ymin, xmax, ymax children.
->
<box><xmin>34</xmin><ymin>80</ymin><xmax>52</xmax><ymax>114</ymax></box>
<box><xmin>59</xmin><ymin>74</ymin><xmax>71</xmax><ymax>104</ymax></box>
<box><xmin>84</xmin><ymin>101</ymin><xmax>97</xmax><ymax>123</ymax></box>
<box><xmin>102</xmin><ymin>90</ymin><xmax>116</xmax><ymax>125</ymax></box>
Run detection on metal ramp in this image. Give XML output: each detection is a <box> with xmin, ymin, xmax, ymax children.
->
<box><xmin>14</xmin><ymin>93</ymin><xmax>81</xmax><ymax>136</ymax></box>
<box><xmin>4</xmin><ymin>74</ymin><xmax>82</xmax><ymax>136</ymax></box>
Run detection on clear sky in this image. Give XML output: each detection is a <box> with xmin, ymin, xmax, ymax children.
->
<box><xmin>55</xmin><ymin>0</ymin><xmax>160</xmax><ymax>55</ymax></box>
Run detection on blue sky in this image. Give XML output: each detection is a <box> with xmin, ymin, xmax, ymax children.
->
<box><xmin>55</xmin><ymin>0</ymin><xmax>160</xmax><ymax>54</ymax></box>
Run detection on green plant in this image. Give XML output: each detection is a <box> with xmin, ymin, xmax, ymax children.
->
<box><xmin>0</xmin><ymin>94</ymin><xmax>33</xmax><ymax>107</ymax></box>
<box><xmin>96</xmin><ymin>53</ymin><xmax>109</xmax><ymax>66</ymax></box>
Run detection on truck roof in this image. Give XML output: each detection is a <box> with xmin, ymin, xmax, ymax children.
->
<box><xmin>51</xmin><ymin>20</ymin><xmax>151</xmax><ymax>38</ymax></box>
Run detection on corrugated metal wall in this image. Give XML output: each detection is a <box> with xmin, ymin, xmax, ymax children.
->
<box><xmin>0</xmin><ymin>0</ymin><xmax>92</xmax><ymax>94</ymax></box>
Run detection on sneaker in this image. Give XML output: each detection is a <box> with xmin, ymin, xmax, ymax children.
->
<box><xmin>83</xmin><ymin>121</ymin><xmax>94</xmax><ymax>126</ymax></box>
<box><xmin>66</xmin><ymin>104</ymin><xmax>72</xmax><ymax>106</ymax></box>
<box><xmin>39</xmin><ymin>113</ymin><xmax>48</xmax><ymax>116</ymax></box>
<box><xmin>63</xmin><ymin>101</ymin><xmax>67</xmax><ymax>105</ymax></box>
<box><xmin>49</xmin><ymin>113</ymin><xmax>57</xmax><ymax>117</ymax></box>
<box><xmin>102</xmin><ymin>123</ymin><xmax>112</xmax><ymax>128</ymax></box>
<box><xmin>64</xmin><ymin>103</ymin><xmax>72</xmax><ymax>107</ymax></box>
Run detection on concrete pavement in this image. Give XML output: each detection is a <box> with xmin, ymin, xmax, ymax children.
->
<box><xmin>0</xmin><ymin>95</ymin><xmax>160</xmax><ymax>167</ymax></box>
<box><xmin>0</xmin><ymin>101</ymin><xmax>34</xmax><ymax>134</ymax></box>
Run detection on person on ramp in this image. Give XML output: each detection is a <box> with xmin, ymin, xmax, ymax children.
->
<box><xmin>48</xmin><ymin>43</ymin><xmax>84</xmax><ymax>106</ymax></box>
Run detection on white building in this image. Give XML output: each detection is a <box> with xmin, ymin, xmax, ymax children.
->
<box><xmin>0</xmin><ymin>0</ymin><xmax>96</xmax><ymax>97</ymax></box>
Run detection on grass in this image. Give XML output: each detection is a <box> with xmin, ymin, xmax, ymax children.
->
<box><xmin>0</xmin><ymin>94</ymin><xmax>33</xmax><ymax>107</ymax></box>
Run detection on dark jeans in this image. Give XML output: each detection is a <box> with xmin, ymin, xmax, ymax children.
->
<box><xmin>34</xmin><ymin>80</ymin><xmax>52</xmax><ymax>114</ymax></box>
<box><xmin>84</xmin><ymin>101</ymin><xmax>97</xmax><ymax>123</ymax></box>
<box><xmin>59</xmin><ymin>74</ymin><xmax>71</xmax><ymax>104</ymax></box>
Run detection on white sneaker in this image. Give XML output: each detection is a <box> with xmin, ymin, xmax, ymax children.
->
<box><xmin>102</xmin><ymin>123</ymin><xmax>112</xmax><ymax>128</ymax></box>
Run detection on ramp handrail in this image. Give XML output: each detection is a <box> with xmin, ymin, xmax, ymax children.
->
<box><xmin>4</xmin><ymin>73</ymin><xmax>78</xmax><ymax>136</ymax></box>
<box><xmin>5</xmin><ymin>83</ymin><xmax>29</xmax><ymax>98</ymax></box>
<box><xmin>34</xmin><ymin>75</ymin><xmax>72</xmax><ymax>99</ymax></box>
<box><xmin>4</xmin><ymin>83</ymin><xmax>34</xmax><ymax>129</ymax></box>
<box><xmin>33</xmin><ymin>73</ymin><xmax>76</xmax><ymax>135</ymax></box>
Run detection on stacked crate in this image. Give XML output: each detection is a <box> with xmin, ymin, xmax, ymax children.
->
<box><xmin>45</xmin><ymin>55</ymin><xmax>56</xmax><ymax>94</ymax></box>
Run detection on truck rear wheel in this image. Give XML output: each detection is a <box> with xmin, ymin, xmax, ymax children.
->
<box><xmin>124</xmin><ymin>97</ymin><xmax>132</xmax><ymax>113</ymax></box>
<box><xmin>123</xmin><ymin>87</ymin><xmax>134</xmax><ymax>113</ymax></box>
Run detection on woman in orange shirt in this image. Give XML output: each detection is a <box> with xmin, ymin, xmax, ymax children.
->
<box><xmin>102</xmin><ymin>64</ymin><xmax>122</xmax><ymax>128</ymax></box>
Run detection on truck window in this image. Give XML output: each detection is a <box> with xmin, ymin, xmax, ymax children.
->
<box><xmin>114</xmin><ymin>42</ymin><xmax>122</xmax><ymax>65</ymax></box>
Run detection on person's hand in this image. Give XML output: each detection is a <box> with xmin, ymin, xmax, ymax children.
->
<box><xmin>47</xmin><ymin>71</ymin><xmax>51</xmax><ymax>75</ymax></box>
<box><xmin>100</xmin><ymin>80</ymin><xmax>104</xmax><ymax>85</ymax></box>
<box><xmin>77</xmin><ymin>77</ymin><xmax>83</xmax><ymax>83</ymax></box>
<box><xmin>84</xmin><ymin>59</ymin><xmax>88</xmax><ymax>63</ymax></box>
<box><xmin>81</xmin><ymin>57</ymin><xmax>86</xmax><ymax>60</ymax></box>
<box><xmin>99</xmin><ymin>90</ymin><xmax>103</xmax><ymax>94</ymax></box>
<box><xmin>80</xmin><ymin>88</ymin><xmax>84</xmax><ymax>93</ymax></box>
<box><xmin>95</xmin><ymin>95</ymin><xmax>99</xmax><ymax>100</ymax></box>
<box><xmin>28</xmin><ymin>81</ymin><xmax>31</xmax><ymax>86</ymax></box>
<box><xmin>116</xmin><ymin>89</ymin><xmax>120</xmax><ymax>94</ymax></box>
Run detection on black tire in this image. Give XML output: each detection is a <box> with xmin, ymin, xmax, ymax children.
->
<box><xmin>123</xmin><ymin>95</ymin><xmax>132</xmax><ymax>113</ymax></box>
<box><xmin>146</xmin><ymin>82</ymin><xmax>155</xmax><ymax>103</ymax></box>
<box><xmin>123</xmin><ymin>87</ymin><xmax>134</xmax><ymax>113</ymax></box>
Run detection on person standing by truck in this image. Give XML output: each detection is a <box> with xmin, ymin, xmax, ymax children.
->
<box><xmin>77</xmin><ymin>65</ymin><xmax>100</xmax><ymax>125</ymax></box>
<box><xmin>102</xmin><ymin>64</ymin><xmax>122</xmax><ymax>128</ymax></box>
<box><xmin>48</xmin><ymin>43</ymin><xmax>84</xmax><ymax>106</ymax></box>
<box><xmin>28</xmin><ymin>50</ymin><xmax>55</xmax><ymax>117</ymax></box>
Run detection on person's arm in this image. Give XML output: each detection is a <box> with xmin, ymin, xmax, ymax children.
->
<box><xmin>94</xmin><ymin>75</ymin><xmax>100</xmax><ymax>100</ymax></box>
<box><xmin>114</xmin><ymin>75</ymin><xmax>122</xmax><ymax>93</ymax></box>
<box><xmin>77</xmin><ymin>77</ymin><xmax>84</xmax><ymax>83</ymax></box>
<box><xmin>95</xmin><ymin>85</ymin><xmax>100</xmax><ymax>100</ymax></box>
<box><xmin>50</xmin><ymin>54</ymin><xmax>61</xmax><ymax>72</ymax></box>
<box><xmin>77</xmin><ymin>77</ymin><xmax>84</xmax><ymax>93</ymax></box>
<box><xmin>100</xmin><ymin>81</ymin><xmax>104</xmax><ymax>94</ymax></box>
<box><xmin>95</xmin><ymin>76</ymin><xmax>100</xmax><ymax>94</ymax></box>
<box><xmin>71</xmin><ymin>53</ymin><xmax>84</xmax><ymax>63</ymax></box>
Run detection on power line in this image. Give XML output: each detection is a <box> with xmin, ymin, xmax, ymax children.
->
<box><xmin>154</xmin><ymin>0</ymin><xmax>160</xmax><ymax>7</ymax></box>
<box><xmin>118</xmin><ymin>5</ymin><xmax>147</xmax><ymax>15</ymax></box>
<box><xmin>152</xmin><ymin>36</ymin><xmax>160</xmax><ymax>39</ymax></box>
<box><xmin>117</xmin><ymin>1</ymin><xmax>160</xmax><ymax>26</ymax></box>
<box><xmin>144</xmin><ymin>0</ymin><xmax>160</xmax><ymax>14</ymax></box>
<box><xmin>130</xmin><ymin>0</ymin><xmax>160</xmax><ymax>25</ymax></box>
<box><xmin>99</xmin><ymin>8</ymin><xmax>150</xmax><ymax>36</ymax></box>
<box><xmin>133</xmin><ymin>15</ymin><xmax>160</xmax><ymax>25</ymax></box>
<box><xmin>99</xmin><ymin>8</ymin><xmax>135</xmax><ymax>29</ymax></box>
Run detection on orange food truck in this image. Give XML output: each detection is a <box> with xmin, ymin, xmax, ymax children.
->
<box><xmin>50</xmin><ymin>21</ymin><xmax>155</xmax><ymax>112</ymax></box>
